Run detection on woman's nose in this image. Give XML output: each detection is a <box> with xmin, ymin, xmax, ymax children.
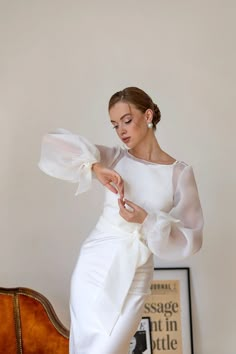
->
<box><xmin>119</xmin><ymin>124</ymin><xmax>127</xmax><ymax>136</ymax></box>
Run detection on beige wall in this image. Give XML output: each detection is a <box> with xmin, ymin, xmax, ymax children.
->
<box><xmin>1</xmin><ymin>1</ymin><xmax>235</xmax><ymax>353</ymax></box>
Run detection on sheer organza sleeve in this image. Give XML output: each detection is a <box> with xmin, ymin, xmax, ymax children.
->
<box><xmin>38</xmin><ymin>128</ymin><xmax>121</xmax><ymax>195</ymax></box>
<box><xmin>141</xmin><ymin>163</ymin><xmax>204</xmax><ymax>260</ymax></box>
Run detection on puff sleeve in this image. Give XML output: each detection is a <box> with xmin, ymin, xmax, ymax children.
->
<box><xmin>142</xmin><ymin>163</ymin><xmax>204</xmax><ymax>260</ymax></box>
<box><xmin>38</xmin><ymin>128</ymin><xmax>120</xmax><ymax>195</ymax></box>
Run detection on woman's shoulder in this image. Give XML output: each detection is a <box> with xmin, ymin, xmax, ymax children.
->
<box><xmin>173</xmin><ymin>160</ymin><xmax>191</xmax><ymax>177</ymax></box>
<box><xmin>174</xmin><ymin>160</ymin><xmax>189</xmax><ymax>168</ymax></box>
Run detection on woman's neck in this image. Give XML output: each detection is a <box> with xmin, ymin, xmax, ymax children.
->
<box><xmin>128</xmin><ymin>135</ymin><xmax>175</xmax><ymax>164</ymax></box>
<box><xmin>129</xmin><ymin>136</ymin><xmax>162</xmax><ymax>163</ymax></box>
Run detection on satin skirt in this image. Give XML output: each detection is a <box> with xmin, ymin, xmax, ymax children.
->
<box><xmin>69</xmin><ymin>226</ymin><xmax>154</xmax><ymax>354</ymax></box>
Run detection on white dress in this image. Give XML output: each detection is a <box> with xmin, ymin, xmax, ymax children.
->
<box><xmin>38</xmin><ymin>129</ymin><xmax>204</xmax><ymax>354</ymax></box>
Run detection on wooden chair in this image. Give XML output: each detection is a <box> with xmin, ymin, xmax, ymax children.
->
<box><xmin>0</xmin><ymin>287</ymin><xmax>69</xmax><ymax>354</ymax></box>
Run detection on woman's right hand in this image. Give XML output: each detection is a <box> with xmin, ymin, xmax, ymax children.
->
<box><xmin>92</xmin><ymin>162</ymin><xmax>124</xmax><ymax>199</ymax></box>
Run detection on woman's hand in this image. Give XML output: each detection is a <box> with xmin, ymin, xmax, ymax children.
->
<box><xmin>92</xmin><ymin>162</ymin><xmax>124</xmax><ymax>199</ymax></box>
<box><xmin>118</xmin><ymin>198</ymin><xmax>147</xmax><ymax>224</ymax></box>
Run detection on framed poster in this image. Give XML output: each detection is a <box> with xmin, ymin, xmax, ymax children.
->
<box><xmin>129</xmin><ymin>317</ymin><xmax>153</xmax><ymax>354</ymax></box>
<box><xmin>143</xmin><ymin>268</ymin><xmax>193</xmax><ymax>354</ymax></box>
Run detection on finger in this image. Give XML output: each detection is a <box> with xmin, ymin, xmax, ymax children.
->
<box><xmin>118</xmin><ymin>199</ymin><xmax>130</xmax><ymax>217</ymax></box>
<box><xmin>118</xmin><ymin>198</ymin><xmax>126</xmax><ymax>210</ymax></box>
<box><xmin>119</xmin><ymin>198</ymin><xmax>125</xmax><ymax>207</ymax></box>
<box><xmin>105</xmin><ymin>182</ymin><xmax>118</xmax><ymax>194</ymax></box>
<box><xmin>111</xmin><ymin>171</ymin><xmax>120</xmax><ymax>183</ymax></box>
<box><xmin>118</xmin><ymin>201</ymin><xmax>129</xmax><ymax>221</ymax></box>
<box><xmin>123</xmin><ymin>199</ymin><xmax>137</xmax><ymax>210</ymax></box>
<box><xmin>112</xmin><ymin>173</ymin><xmax>124</xmax><ymax>199</ymax></box>
<box><xmin>117</xmin><ymin>180</ymin><xmax>124</xmax><ymax>199</ymax></box>
<box><xmin>118</xmin><ymin>199</ymin><xmax>134</xmax><ymax>215</ymax></box>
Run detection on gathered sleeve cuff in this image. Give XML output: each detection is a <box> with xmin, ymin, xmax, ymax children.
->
<box><xmin>38</xmin><ymin>128</ymin><xmax>101</xmax><ymax>195</ymax></box>
<box><xmin>141</xmin><ymin>165</ymin><xmax>204</xmax><ymax>260</ymax></box>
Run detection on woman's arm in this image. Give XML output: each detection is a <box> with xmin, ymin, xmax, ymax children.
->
<box><xmin>142</xmin><ymin>164</ymin><xmax>204</xmax><ymax>260</ymax></box>
<box><xmin>38</xmin><ymin>129</ymin><xmax>123</xmax><ymax>195</ymax></box>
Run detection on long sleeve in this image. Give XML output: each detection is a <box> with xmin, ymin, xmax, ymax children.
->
<box><xmin>38</xmin><ymin>128</ymin><xmax>120</xmax><ymax>195</ymax></box>
<box><xmin>141</xmin><ymin>164</ymin><xmax>204</xmax><ymax>260</ymax></box>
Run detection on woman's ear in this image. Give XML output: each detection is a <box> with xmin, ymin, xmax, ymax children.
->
<box><xmin>145</xmin><ymin>108</ymin><xmax>153</xmax><ymax>123</ymax></box>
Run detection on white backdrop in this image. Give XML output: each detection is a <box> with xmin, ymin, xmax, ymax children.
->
<box><xmin>1</xmin><ymin>1</ymin><xmax>235</xmax><ymax>353</ymax></box>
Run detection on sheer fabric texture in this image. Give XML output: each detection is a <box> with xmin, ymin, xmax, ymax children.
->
<box><xmin>39</xmin><ymin>129</ymin><xmax>203</xmax><ymax>354</ymax></box>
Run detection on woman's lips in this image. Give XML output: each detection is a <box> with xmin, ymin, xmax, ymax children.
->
<box><xmin>122</xmin><ymin>137</ymin><xmax>130</xmax><ymax>144</ymax></box>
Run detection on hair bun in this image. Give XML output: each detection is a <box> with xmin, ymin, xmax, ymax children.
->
<box><xmin>152</xmin><ymin>103</ymin><xmax>161</xmax><ymax>126</ymax></box>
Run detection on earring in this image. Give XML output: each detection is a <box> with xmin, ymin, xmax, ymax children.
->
<box><xmin>147</xmin><ymin>122</ymin><xmax>153</xmax><ymax>129</ymax></box>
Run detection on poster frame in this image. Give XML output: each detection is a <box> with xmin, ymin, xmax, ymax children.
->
<box><xmin>143</xmin><ymin>267</ymin><xmax>194</xmax><ymax>354</ymax></box>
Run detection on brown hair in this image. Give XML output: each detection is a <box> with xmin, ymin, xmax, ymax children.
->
<box><xmin>108</xmin><ymin>87</ymin><xmax>161</xmax><ymax>130</ymax></box>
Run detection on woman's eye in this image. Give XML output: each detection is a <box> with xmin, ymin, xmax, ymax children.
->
<box><xmin>112</xmin><ymin>119</ymin><xmax>131</xmax><ymax>129</ymax></box>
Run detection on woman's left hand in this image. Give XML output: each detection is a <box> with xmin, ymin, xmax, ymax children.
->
<box><xmin>118</xmin><ymin>198</ymin><xmax>147</xmax><ymax>224</ymax></box>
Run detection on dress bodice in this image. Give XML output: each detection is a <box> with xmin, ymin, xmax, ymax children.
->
<box><xmin>101</xmin><ymin>149</ymin><xmax>179</xmax><ymax>234</ymax></box>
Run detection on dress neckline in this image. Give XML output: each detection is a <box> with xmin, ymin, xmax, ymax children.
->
<box><xmin>125</xmin><ymin>149</ymin><xmax>178</xmax><ymax>166</ymax></box>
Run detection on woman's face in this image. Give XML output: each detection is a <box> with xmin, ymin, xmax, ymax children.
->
<box><xmin>109</xmin><ymin>101</ymin><xmax>152</xmax><ymax>149</ymax></box>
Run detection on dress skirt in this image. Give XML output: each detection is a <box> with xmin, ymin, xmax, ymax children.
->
<box><xmin>69</xmin><ymin>225</ymin><xmax>154</xmax><ymax>354</ymax></box>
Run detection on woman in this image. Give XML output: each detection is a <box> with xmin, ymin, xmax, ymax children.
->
<box><xmin>39</xmin><ymin>87</ymin><xmax>203</xmax><ymax>354</ymax></box>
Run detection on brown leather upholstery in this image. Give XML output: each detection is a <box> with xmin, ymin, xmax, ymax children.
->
<box><xmin>0</xmin><ymin>287</ymin><xmax>69</xmax><ymax>354</ymax></box>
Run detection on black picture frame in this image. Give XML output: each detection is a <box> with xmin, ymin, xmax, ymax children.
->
<box><xmin>143</xmin><ymin>267</ymin><xmax>194</xmax><ymax>354</ymax></box>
